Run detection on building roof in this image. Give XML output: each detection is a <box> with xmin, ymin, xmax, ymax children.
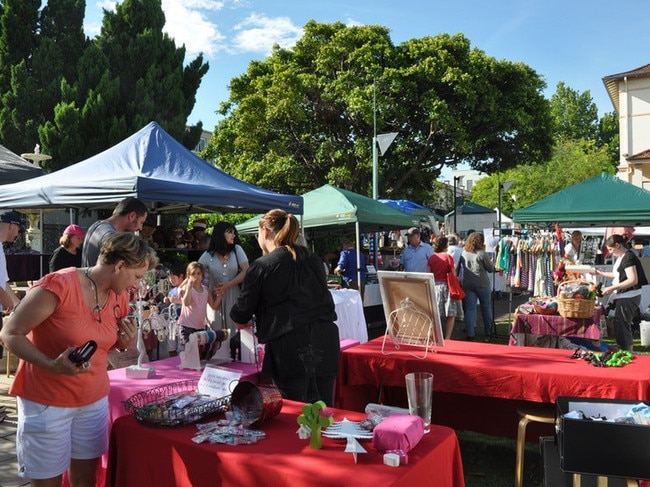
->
<box><xmin>602</xmin><ymin>63</ymin><xmax>650</xmax><ymax>114</ymax></box>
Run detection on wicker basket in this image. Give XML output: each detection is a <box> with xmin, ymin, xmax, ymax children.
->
<box><xmin>556</xmin><ymin>280</ymin><xmax>595</xmax><ymax>319</ymax></box>
<box><xmin>123</xmin><ymin>379</ymin><xmax>230</xmax><ymax>427</ymax></box>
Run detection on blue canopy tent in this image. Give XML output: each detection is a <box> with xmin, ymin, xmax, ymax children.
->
<box><xmin>379</xmin><ymin>199</ymin><xmax>442</xmax><ymax>235</ymax></box>
<box><xmin>0</xmin><ymin>122</ymin><xmax>302</xmax><ymax>215</ymax></box>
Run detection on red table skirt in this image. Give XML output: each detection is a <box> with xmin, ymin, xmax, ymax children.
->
<box><xmin>106</xmin><ymin>400</ymin><xmax>465</xmax><ymax>487</ymax></box>
<box><xmin>336</xmin><ymin>337</ymin><xmax>650</xmax><ymax>439</ymax></box>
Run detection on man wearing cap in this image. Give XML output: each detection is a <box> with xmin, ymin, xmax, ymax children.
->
<box><xmin>49</xmin><ymin>224</ymin><xmax>86</xmax><ymax>272</ymax></box>
<box><xmin>0</xmin><ymin>211</ymin><xmax>23</xmax><ymax>359</ymax></box>
<box><xmin>82</xmin><ymin>197</ymin><xmax>148</xmax><ymax>267</ymax></box>
<box><xmin>399</xmin><ymin>227</ymin><xmax>434</xmax><ymax>272</ymax></box>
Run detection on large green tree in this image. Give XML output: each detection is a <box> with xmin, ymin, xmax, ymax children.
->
<box><xmin>202</xmin><ymin>21</ymin><xmax>553</xmax><ymax>199</ymax></box>
<box><xmin>39</xmin><ymin>0</ymin><xmax>208</xmax><ymax>170</ymax></box>
<box><xmin>0</xmin><ymin>0</ymin><xmax>41</xmax><ymax>152</ymax></box>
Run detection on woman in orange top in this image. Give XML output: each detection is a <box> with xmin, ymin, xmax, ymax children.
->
<box><xmin>0</xmin><ymin>233</ymin><xmax>157</xmax><ymax>486</ymax></box>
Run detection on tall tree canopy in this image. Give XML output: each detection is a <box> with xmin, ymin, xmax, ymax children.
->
<box><xmin>0</xmin><ymin>0</ymin><xmax>208</xmax><ymax>171</ymax></box>
<box><xmin>39</xmin><ymin>0</ymin><xmax>208</xmax><ymax>170</ymax></box>
<box><xmin>203</xmin><ymin>21</ymin><xmax>553</xmax><ymax>199</ymax></box>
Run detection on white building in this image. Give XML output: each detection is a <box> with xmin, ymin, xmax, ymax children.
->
<box><xmin>603</xmin><ymin>63</ymin><xmax>650</xmax><ymax>190</ymax></box>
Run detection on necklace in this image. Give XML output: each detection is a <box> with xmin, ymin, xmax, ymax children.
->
<box><xmin>85</xmin><ymin>267</ymin><xmax>105</xmax><ymax>323</ymax></box>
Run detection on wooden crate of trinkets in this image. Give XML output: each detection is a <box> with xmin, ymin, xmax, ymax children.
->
<box><xmin>556</xmin><ymin>396</ymin><xmax>650</xmax><ymax>479</ymax></box>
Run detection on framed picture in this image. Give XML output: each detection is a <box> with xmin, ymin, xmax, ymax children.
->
<box><xmin>377</xmin><ymin>270</ymin><xmax>444</xmax><ymax>357</ymax></box>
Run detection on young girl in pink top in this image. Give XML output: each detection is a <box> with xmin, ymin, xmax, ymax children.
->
<box><xmin>178</xmin><ymin>262</ymin><xmax>221</xmax><ymax>351</ymax></box>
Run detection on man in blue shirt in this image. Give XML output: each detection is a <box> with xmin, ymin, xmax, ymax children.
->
<box><xmin>334</xmin><ymin>239</ymin><xmax>367</xmax><ymax>297</ymax></box>
<box><xmin>399</xmin><ymin>227</ymin><xmax>433</xmax><ymax>272</ymax></box>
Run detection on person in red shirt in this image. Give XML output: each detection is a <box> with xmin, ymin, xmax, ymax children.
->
<box><xmin>427</xmin><ymin>235</ymin><xmax>460</xmax><ymax>339</ymax></box>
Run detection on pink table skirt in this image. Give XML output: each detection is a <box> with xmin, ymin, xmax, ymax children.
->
<box><xmin>509</xmin><ymin>306</ymin><xmax>603</xmax><ymax>345</ymax></box>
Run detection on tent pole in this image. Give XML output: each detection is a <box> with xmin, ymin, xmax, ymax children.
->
<box><xmin>355</xmin><ymin>221</ymin><xmax>361</xmax><ymax>290</ymax></box>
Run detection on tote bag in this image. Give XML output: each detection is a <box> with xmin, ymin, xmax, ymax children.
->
<box><xmin>447</xmin><ymin>271</ymin><xmax>466</xmax><ymax>301</ymax></box>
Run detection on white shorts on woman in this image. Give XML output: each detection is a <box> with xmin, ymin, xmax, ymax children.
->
<box><xmin>16</xmin><ymin>396</ymin><xmax>108</xmax><ymax>480</ymax></box>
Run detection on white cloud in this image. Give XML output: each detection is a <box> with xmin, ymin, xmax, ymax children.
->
<box><xmin>88</xmin><ymin>0</ymin><xmax>226</xmax><ymax>58</ymax></box>
<box><xmin>231</xmin><ymin>13</ymin><xmax>303</xmax><ymax>55</ymax></box>
<box><xmin>162</xmin><ymin>0</ymin><xmax>226</xmax><ymax>58</ymax></box>
<box><xmin>345</xmin><ymin>18</ymin><xmax>363</xmax><ymax>27</ymax></box>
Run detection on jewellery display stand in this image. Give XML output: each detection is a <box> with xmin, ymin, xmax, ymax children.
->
<box><xmin>126</xmin><ymin>278</ymin><xmax>156</xmax><ymax>379</ymax></box>
<box><xmin>178</xmin><ymin>333</ymin><xmax>202</xmax><ymax>370</ymax></box>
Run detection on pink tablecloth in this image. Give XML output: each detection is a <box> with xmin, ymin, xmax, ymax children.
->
<box><xmin>509</xmin><ymin>306</ymin><xmax>603</xmax><ymax>345</ymax></box>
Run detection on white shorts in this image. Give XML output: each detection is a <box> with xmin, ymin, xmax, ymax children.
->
<box><xmin>16</xmin><ymin>396</ymin><xmax>109</xmax><ymax>480</ymax></box>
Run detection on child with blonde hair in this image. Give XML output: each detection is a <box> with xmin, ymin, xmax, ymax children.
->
<box><xmin>178</xmin><ymin>262</ymin><xmax>223</xmax><ymax>358</ymax></box>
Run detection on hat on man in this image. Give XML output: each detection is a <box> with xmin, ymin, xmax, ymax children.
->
<box><xmin>0</xmin><ymin>211</ymin><xmax>25</xmax><ymax>232</ymax></box>
<box><xmin>63</xmin><ymin>224</ymin><xmax>85</xmax><ymax>239</ymax></box>
<box><xmin>406</xmin><ymin>227</ymin><xmax>421</xmax><ymax>236</ymax></box>
<box><xmin>193</xmin><ymin>219</ymin><xmax>207</xmax><ymax>229</ymax></box>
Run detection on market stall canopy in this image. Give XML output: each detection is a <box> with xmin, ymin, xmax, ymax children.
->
<box><xmin>237</xmin><ymin>184</ymin><xmax>415</xmax><ymax>235</ymax></box>
<box><xmin>380</xmin><ymin>198</ymin><xmax>442</xmax><ymax>235</ymax></box>
<box><xmin>0</xmin><ymin>144</ymin><xmax>45</xmax><ymax>184</ymax></box>
<box><xmin>512</xmin><ymin>173</ymin><xmax>650</xmax><ymax>226</ymax></box>
<box><xmin>0</xmin><ymin>122</ymin><xmax>302</xmax><ymax>215</ymax></box>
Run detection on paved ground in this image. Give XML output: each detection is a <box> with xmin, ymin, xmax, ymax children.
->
<box><xmin>0</xmin><ymin>290</ymin><xmax>529</xmax><ymax>486</ymax></box>
<box><xmin>0</xmin><ymin>353</ymin><xmax>26</xmax><ymax>487</ymax></box>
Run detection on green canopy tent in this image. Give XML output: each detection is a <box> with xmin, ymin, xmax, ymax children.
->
<box><xmin>237</xmin><ymin>184</ymin><xmax>416</xmax><ymax>289</ymax></box>
<box><xmin>237</xmin><ymin>184</ymin><xmax>416</xmax><ymax>235</ymax></box>
<box><xmin>512</xmin><ymin>173</ymin><xmax>650</xmax><ymax>226</ymax></box>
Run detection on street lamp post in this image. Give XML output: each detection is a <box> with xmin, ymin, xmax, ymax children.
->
<box><xmin>453</xmin><ymin>176</ymin><xmax>461</xmax><ymax>234</ymax></box>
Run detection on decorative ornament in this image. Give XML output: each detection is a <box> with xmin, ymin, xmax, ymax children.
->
<box><xmin>296</xmin><ymin>401</ymin><xmax>334</xmax><ymax>449</ymax></box>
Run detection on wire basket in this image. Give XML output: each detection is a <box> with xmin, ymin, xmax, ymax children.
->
<box><xmin>123</xmin><ymin>379</ymin><xmax>230</xmax><ymax>427</ymax></box>
<box><xmin>556</xmin><ymin>280</ymin><xmax>595</xmax><ymax>319</ymax></box>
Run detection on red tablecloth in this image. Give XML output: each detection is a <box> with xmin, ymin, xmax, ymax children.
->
<box><xmin>106</xmin><ymin>400</ymin><xmax>465</xmax><ymax>487</ymax></box>
<box><xmin>336</xmin><ymin>337</ymin><xmax>650</xmax><ymax>438</ymax></box>
<box><xmin>509</xmin><ymin>307</ymin><xmax>602</xmax><ymax>345</ymax></box>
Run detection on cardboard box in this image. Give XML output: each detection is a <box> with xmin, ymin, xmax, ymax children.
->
<box><xmin>556</xmin><ymin>396</ymin><xmax>650</xmax><ymax>480</ymax></box>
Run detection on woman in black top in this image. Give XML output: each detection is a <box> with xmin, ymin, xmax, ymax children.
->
<box><xmin>594</xmin><ymin>234</ymin><xmax>648</xmax><ymax>351</ymax></box>
<box><xmin>49</xmin><ymin>224</ymin><xmax>85</xmax><ymax>273</ymax></box>
<box><xmin>230</xmin><ymin>209</ymin><xmax>340</xmax><ymax>405</ymax></box>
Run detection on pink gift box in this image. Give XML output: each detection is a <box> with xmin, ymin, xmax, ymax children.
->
<box><xmin>372</xmin><ymin>414</ymin><xmax>424</xmax><ymax>452</ymax></box>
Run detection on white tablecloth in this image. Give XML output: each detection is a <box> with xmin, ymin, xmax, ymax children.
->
<box><xmin>363</xmin><ymin>282</ymin><xmax>382</xmax><ymax>307</ymax></box>
<box><xmin>330</xmin><ymin>288</ymin><xmax>368</xmax><ymax>343</ymax></box>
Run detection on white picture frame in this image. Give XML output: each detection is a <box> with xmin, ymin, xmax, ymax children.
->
<box><xmin>377</xmin><ymin>270</ymin><xmax>445</xmax><ymax>358</ymax></box>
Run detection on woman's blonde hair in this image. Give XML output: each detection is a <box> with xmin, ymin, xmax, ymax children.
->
<box><xmin>464</xmin><ymin>232</ymin><xmax>485</xmax><ymax>253</ymax></box>
<box><xmin>259</xmin><ymin>209</ymin><xmax>308</xmax><ymax>261</ymax></box>
<box><xmin>98</xmin><ymin>232</ymin><xmax>158</xmax><ymax>270</ymax></box>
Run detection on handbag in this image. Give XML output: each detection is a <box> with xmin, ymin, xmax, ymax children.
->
<box><xmin>447</xmin><ymin>270</ymin><xmax>466</xmax><ymax>301</ymax></box>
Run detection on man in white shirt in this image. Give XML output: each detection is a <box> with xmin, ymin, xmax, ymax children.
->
<box><xmin>399</xmin><ymin>227</ymin><xmax>433</xmax><ymax>272</ymax></box>
<box><xmin>0</xmin><ymin>211</ymin><xmax>24</xmax><ymax>359</ymax></box>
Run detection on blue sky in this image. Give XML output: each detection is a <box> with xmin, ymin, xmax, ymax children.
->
<box><xmin>85</xmin><ymin>1</ymin><xmax>649</xmax><ymax>138</ymax></box>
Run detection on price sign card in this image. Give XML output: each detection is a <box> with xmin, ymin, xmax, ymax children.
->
<box><xmin>198</xmin><ymin>365</ymin><xmax>242</xmax><ymax>398</ymax></box>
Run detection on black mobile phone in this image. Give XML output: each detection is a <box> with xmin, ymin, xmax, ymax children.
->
<box><xmin>69</xmin><ymin>340</ymin><xmax>97</xmax><ymax>366</ymax></box>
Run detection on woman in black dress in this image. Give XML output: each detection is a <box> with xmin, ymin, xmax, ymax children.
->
<box><xmin>230</xmin><ymin>209</ymin><xmax>340</xmax><ymax>405</ymax></box>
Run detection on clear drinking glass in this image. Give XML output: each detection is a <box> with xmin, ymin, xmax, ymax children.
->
<box><xmin>405</xmin><ymin>372</ymin><xmax>433</xmax><ymax>433</ymax></box>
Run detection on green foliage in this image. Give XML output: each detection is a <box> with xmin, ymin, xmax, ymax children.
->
<box><xmin>550</xmin><ymin>81</ymin><xmax>599</xmax><ymax>141</ymax></box>
<box><xmin>203</xmin><ymin>21</ymin><xmax>553</xmax><ymax>198</ymax></box>
<box><xmin>0</xmin><ymin>0</ymin><xmax>208</xmax><ymax>169</ymax></box>
<box><xmin>469</xmin><ymin>139</ymin><xmax>615</xmax><ymax>214</ymax></box>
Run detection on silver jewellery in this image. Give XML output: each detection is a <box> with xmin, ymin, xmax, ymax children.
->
<box><xmin>85</xmin><ymin>267</ymin><xmax>105</xmax><ymax>324</ymax></box>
